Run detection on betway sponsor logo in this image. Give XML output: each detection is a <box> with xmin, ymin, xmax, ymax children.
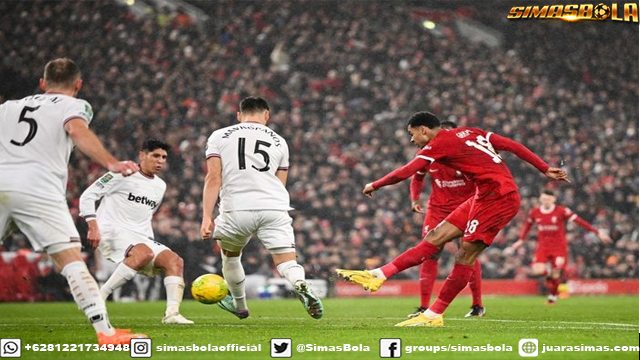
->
<box><xmin>127</xmin><ymin>193</ymin><xmax>159</xmax><ymax>209</ymax></box>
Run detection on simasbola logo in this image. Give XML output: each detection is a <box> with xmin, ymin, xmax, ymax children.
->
<box><xmin>507</xmin><ymin>3</ymin><xmax>638</xmax><ymax>22</ymax></box>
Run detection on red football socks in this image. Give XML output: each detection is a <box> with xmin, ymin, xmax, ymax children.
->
<box><xmin>381</xmin><ymin>241</ymin><xmax>441</xmax><ymax>278</ymax></box>
<box><xmin>469</xmin><ymin>260</ymin><xmax>483</xmax><ymax>307</ymax></box>
<box><xmin>546</xmin><ymin>278</ymin><xmax>560</xmax><ymax>296</ymax></box>
<box><xmin>429</xmin><ymin>263</ymin><xmax>475</xmax><ymax>314</ymax></box>
<box><xmin>419</xmin><ymin>259</ymin><xmax>438</xmax><ymax>308</ymax></box>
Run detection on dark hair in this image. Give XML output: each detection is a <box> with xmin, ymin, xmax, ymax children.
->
<box><xmin>542</xmin><ymin>189</ymin><xmax>556</xmax><ymax>197</ymax></box>
<box><xmin>44</xmin><ymin>58</ymin><xmax>81</xmax><ymax>87</ymax></box>
<box><xmin>407</xmin><ymin>111</ymin><xmax>441</xmax><ymax>129</ymax></box>
<box><xmin>239</xmin><ymin>96</ymin><xmax>270</xmax><ymax>114</ymax></box>
<box><xmin>141</xmin><ymin>138</ymin><xmax>170</xmax><ymax>153</ymax></box>
<box><xmin>440</xmin><ymin>121</ymin><xmax>457</xmax><ymax>129</ymax></box>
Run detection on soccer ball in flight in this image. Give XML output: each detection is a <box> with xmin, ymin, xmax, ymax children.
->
<box><xmin>191</xmin><ymin>274</ymin><xmax>229</xmax><ymax>304</ymax></box>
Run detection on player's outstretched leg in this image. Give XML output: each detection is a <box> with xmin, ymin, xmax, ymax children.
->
<box><xmin>335</xmin><ymin>241</ymin><xmax>442</xmax><ymax>292</ymax></box>
<box><xmin>395</xmin><ymin>241</ymin><xmax>485</xmax><ymax>327</ymax></box>
<box><xmin>465</xmin><ymin>260</ymin><xmax>486</xmax><ymax>317</ymax></box>
<box><xmin>218</xmin><ymin>252</ymin><xmax>250</xmax><ymax>319</ymax></box>
<box><xmin>337</xmin><ymin>222</ymin><xmax>462</xmax><ymax>293</ymax></box>
<box><xmin>275</xmin><ymin>256</ymin><xmax>323</xmax><ymax>319</ymax></box>
<box><xmin>51</xmin><ymin>246</ymin><xmax>147</xmax><ymax>344</ymax></box>
<box><xmin>155</xmin><ymin>250</ymin><xmax>194</xmax><ymax>324</ymax></box>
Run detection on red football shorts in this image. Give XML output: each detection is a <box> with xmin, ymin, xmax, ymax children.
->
<box><xmin>534</xmin><ymin>250</ymin><xmax>567</xmax><ymax>270</ymax></box>
<box><xmin>421</xmin><ymin>207</ymin><xmax>450</xmax><ymax>237</ymax></box>
<box><xmin>444</xmin><ymin>191</ymin><xmax>521</xmax><ymax>246</ymax></box>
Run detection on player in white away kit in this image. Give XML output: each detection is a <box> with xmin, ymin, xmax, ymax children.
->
<box><xmin>80</xmin><ymin>139</ymin><xmax>193</xmax><ymax>324</ymax></box>
<box><xmin>0</xmin><ymin>58</ymin><xmax>146</xmax><ymax>344</ymax></box>
<box><xmin>201</xmin><ymin>97</ymin><xmax>323</xmax><ymax>319</ymax></box>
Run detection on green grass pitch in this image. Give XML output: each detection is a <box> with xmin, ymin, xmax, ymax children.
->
<box><xmin>0</xmin><ymin>296</ymin><xmax>637</xmax><ymax>359</ymax></box>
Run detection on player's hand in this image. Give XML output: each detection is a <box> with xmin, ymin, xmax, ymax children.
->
<box><xmin>411</xmin><ymin>201</ymin><xmax>424</xmax><ymax>214</ymax></box>
<box><xmin>363</xmin><ymin>182</ymin><xmax>377</xmax><ymax>198</ymax></box>
<box><xmin>597</xmin><ymin>229</ymin><xmax>612</xmax><ymax>244</ymax></box>
<box><xmin>544</xmin><ymin>167</ymin><xmax>570</xmax><ymax>183</ymax></box>
<box><xmin>511</xmin><ymin>239</ymin><xmax>524</xmax><ymax>249</ymax></box>
<box><xmin>200</xmin><ymin>218</ymin><xmax>215</xmax><ymax>240</ymax></box>
<box><xmin>504</xmin><ymin>239</ymin><xmax>524</xmax><ymax>255</ymax></box>
<box><xmin>108</xmin><ymin>161</ymin><xmax>139</xmax><ymax>177</ymax></box>
<box><xmin>86</xmin><ymin>222</ymin><xmax>101</xmax><ymax>249</ymax></box>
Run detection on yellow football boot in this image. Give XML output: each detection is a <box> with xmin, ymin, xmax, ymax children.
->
<box><xmin>394</xmin><ymin>313</ymin><xmax>444</xmax><ymax>327</ymax></box>
<box><xmin>335</xmin><ymin>269</ymin><xmax>385</xmax><ymax>292</ymax></box>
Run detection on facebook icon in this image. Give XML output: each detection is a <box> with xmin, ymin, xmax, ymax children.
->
<box><xmin>379</xmin><ymin>338</ymin><xmax>402</xmax><ymax>358</ymax></box>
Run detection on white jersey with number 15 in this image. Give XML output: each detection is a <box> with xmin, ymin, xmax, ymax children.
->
<box><xmin>205</xmin><ymin>122</ymin><xmax>291</xmax><ymax>211</ymax></box>
<box><xmin>0</xmin><ymin>94</ymin><xmax>93</xmax><ymax>200</ymax></box>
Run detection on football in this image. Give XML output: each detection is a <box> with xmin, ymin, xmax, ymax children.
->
<box><xmin>191</xmin><ymin>274</ymin><xmax>229</xmax><ymax>304</ymax></box>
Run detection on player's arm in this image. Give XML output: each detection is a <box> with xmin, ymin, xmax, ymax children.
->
<box><xmin>488</xmin><ymin>132</ymin><xmax>568</xmax><ymax>182</ymax></box>
<box><xmin>508</xmin><ymin>210</ymin><xmax>534</xmax><ymax>252</ymax></box>
<box><xmin>201</xmin><ymin>156</ymin><xmax>222</xmax><ymax>240</ymax></box>
<box><xmin>64</xmin><ymin>118</ymin><xmax>138</xmax><ymax>176</ymax></box>
<box><xmin>567</xmin><ymin>211</ymin><xmax>612</xmax><ymax>244</ymax></box>
<box><xmin>410</xmin><ymin>171</ymin><xmax>426</xmax><ymax>213</ymax></box>
<box><xmin>363</xmin><ymin>156</ymin><xmax>431</xmax><ymax>198</ymax></box>
<box><xmin>79</xmin><ymin>172</ymin><xmax>122</xmax><ymax>249</ymax></box>
<box><xmin>276</xmin><ymin>140</ymin><xmax>290</xmax><ymax>187</ymax></box>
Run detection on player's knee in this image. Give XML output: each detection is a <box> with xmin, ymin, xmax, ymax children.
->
<box><xmin>142</xmin><ymin>250</ymin><xmax>154</xmax><ymax>264</ymax></box>
<box><xmin>531</xmin><ymin>264</ymin><xmax>546</xmax><ymax>275</ymax></box>
<box><xmin>455</xmin><ymin>242</ymin><xmax>483</xmax><ymax>265</ymax></box>
<box><xmin>222</xmin><ymin>248</ymin><xmax>242</xmax><ymax>257</ymax></box>
<box><xmin>130</xmin><ymin>245</ymin><xmax>154</xmax><ymax>265</ymax></box>
<box><xmin>425</xmin><ymin>229</ymin><xmax>447</xmax><ymax>247</ymax></box>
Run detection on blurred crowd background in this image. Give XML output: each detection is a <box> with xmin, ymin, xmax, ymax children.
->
<box><xmin>1</xmin><ymin>0</ymin><xmax>637</xmax><ymax>301</ymax></box>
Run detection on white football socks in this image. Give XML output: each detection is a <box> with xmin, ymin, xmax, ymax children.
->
<box><xmin>369</xmin><ymin>268</ymin><xmax>386</xmax><ymax>279</ymax></box>
<box><xmin>100</xmin><ymin>263</ymin><xmax>137</xmax><ymax>300</ymax></box>
<box><xmin>424</xmin><ymin>308</ymin><xmax>441</xmax><ymax>319</ymax></box>
<box><xmin>276</xmin><ymin>260</ymin><xmax>305</xmax><ymax>286</ymax></box>
<box><xmin>61</xmin><ymin>261</ymin><xmax>115</xmax><ymax>336</ymax></box>
<box><xmin>221</xmin><ymin>253</ymin><xmax>247</xmax><ymax>311</ymax></box>
<box><xmin>164</xmin><ymin>276</ymin><xmax>184</xmax><ymax>315</ymax></box>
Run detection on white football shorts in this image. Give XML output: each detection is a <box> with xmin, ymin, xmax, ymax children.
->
<box><xmin>98</xmin><ymin>227</ymin><xmax>169</xmax><ymax>277</ymax></box>
<box><xmin>0</xmin><ymin>191</ymin><xmax>81</xmax><ymax>252</ymax></box>
<box><xmin>213</xmin><ymin>210</ymin><xmax>295</xmax><ymax>254</ymax></box>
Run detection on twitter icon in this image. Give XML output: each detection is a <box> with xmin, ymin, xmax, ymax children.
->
<box><xmin>270</xmin><ymin>338</ymin><xmax>292</xmax><ymax>358</ymax></box>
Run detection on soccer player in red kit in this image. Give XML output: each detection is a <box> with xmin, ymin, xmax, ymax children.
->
<box><xmin>507</xmin><ymin>190</ymin><xmax>611</xmax><ymax>304</ymax></box>
<box><xmin>408</xmin><ymin>121</ymin><xmax>483</xmax><ymax>318</ymax></box>
<box><xmin>337</xmin><ymin>111</ymin><xmax>568</xmax><ymax>327</ymax></box>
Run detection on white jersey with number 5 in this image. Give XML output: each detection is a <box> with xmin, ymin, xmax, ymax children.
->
<box><xmin>205</xmin><ymin>122</ymin><xmax>291</xmax><ymax>211</ymax></box>
<box><xmin>0</xmin><ymin>94</ymin><xmax>93</xmax><ymax>200</ymax></box>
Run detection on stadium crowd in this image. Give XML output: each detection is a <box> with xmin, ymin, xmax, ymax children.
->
<box><xmin>0</xmin><ymin>0</ymin><xmax>637</xmax><ymax>300</ymax></box>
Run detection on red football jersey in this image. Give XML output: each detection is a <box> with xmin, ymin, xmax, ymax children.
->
<box><xmin>415</xmin><ymin>127</ymin><xmax>548</xmax><ymax>198</ymax></box>
<box><xmin>520</xmin><ymin>205</ymin><xmax>599</xmax><ymax>253</ymax></box>
<box><xmin>372</xmin><ymin>127</ymin><xmax>549</xmax><ymax>199</ymax></box>
<box><xmin>415</xmin><ymin>162</ymin><xmax>475</xmax><ymax>212</ymax></box>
